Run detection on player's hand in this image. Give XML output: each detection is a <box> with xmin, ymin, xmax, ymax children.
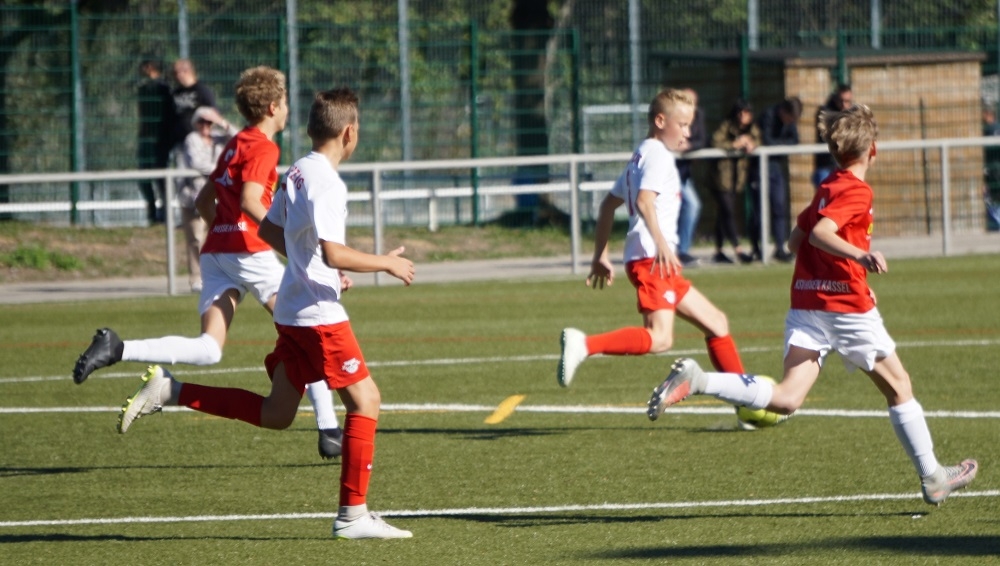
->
<box><xmin>386</xmin><ymin>246</ymin><xmax>416</xmax><ymax>285</ymax></box>
<box><xmin>858</xmin><ymin>250</ymin><xmax>887</xmax><ymax>274</ymax></box>
<box><xmin>586</xmin><ymin>257</ymin><xmax>615</xmax><ymax>289</ymax></box>
<box><xmin>340</xmin><ymin>272</ymin><xmax>354</xmax><ymax>292</ymax></box>
<box><xmin>651</xmin><ymin>246</ymin><xmax>681</xmax><ymax>278</ymax></box>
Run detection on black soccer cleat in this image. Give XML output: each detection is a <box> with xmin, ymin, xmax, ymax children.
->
<box><xmin>318</xmin><ymin>428</ymin><xmax>343</xmax><ymax>460</ymax></box>
<box><xmin>73</xmin><ymin>328</ymin><xmax>124</xmax><ymax>384</ymax></box>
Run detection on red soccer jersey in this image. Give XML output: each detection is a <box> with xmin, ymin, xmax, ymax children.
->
<box><xmin>201</xmin><ymin>127</ymin><xmax>279</xmax><ymax>254</ymax></box>
<box><xmin>790</xmin><ymin>169</ymin><xmax>877</xmax><ymax>313</ymax></box>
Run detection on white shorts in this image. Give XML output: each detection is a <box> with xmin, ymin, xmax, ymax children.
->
<box><xmin>784</xmin><ymin>308</ymin><xmax>896</xmax><ymax>372</ymax></box>
<box><xmin>198</xmin><ymin>251</ymin><xmax>284</xmax><ymax>314</ymax></box>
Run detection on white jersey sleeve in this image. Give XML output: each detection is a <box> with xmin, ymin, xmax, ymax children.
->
<box><xmin>636</xmin><ymin>145</ymin><xmax>672</xmax><ymax>195</ymax></box>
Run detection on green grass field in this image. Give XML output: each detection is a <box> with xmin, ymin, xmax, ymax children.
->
<box><xmin>2</xmin><ymin>256</ymin><xmax>999</xmax><ymax>565</ymax></box>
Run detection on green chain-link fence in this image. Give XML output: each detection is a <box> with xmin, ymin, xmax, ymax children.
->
<box><xmin>3</xmin><ymin>1</ymin><xmax>1000</xmax><ymax>232</ymax></box>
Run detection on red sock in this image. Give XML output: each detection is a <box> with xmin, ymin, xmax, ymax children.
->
<box><xmin>178</xmin><ymin>383</ymin><xmax>263</xmax><ymax>427</ymax></box>
<box><xmin>706</xmin><ymin>335</ymin><xmax>744</xmax><ymax>373</ymax></box>
<box><xmin>340</xmin><ymin>413</ymin><xmax>378</xmax><ymax>507</ymax></box>
<box><xmin>585</xmin><ymin>327</ymin><xmax>652</xmax><ymax>356</ymax></box>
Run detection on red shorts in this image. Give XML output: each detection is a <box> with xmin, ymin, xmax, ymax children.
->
<box><xmin>264</xmin><ymin>321</ymin><xmax>370</xmax><ymax>394</ymax></box>
<box><xmin>625</xmin><ymin>258</ymin><xmax>692</xmax><ymax>314</ymax></box>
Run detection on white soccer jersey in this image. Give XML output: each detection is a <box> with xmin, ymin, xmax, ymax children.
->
<box><xmin>265</xmin><ymin>151</ymin><xmax>350</xmax><ymax>327</ymax></box>
<box><xmin>608</xmin><ymin>137</ymin><xmax>681</xmax><ymax>263</ymax></box>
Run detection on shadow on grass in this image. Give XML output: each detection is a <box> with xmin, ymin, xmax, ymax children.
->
<box><xmin>0</xmin><ymin>460</ymin><xmax>332</xmax><ymax>478</ymax></box>
<box><xmin>377</xmin><ymin>426</ymin><xmax>568</xmax><ymax>441</ymax></box>
<box><xmin>592</xmin><ymin>535</ymin><xmax>1000</xmax><ymax>559</ymax></box>
<box><xmin>407</xmin><ymin>509</ymin><xmax>913</xmax><ymax>527</ymax></box>
<box><xmin>0</xmin><ymin>533</ymin><xmax>313</xmax><ymax>544</ymax></box>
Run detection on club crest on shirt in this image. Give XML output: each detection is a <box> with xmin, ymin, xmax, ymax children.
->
<box><xmin>342</xmin><ymin>358</ymin><xmax>360</xmax><ymax>374</ymax></box>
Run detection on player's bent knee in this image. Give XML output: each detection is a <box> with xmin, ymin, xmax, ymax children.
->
<box><xmin>198</xmin><ymin>333</ymin><xmax>223</xmax><ymax>365</ymax></box>
<box><xmin>647</xmin><ymin>337</ymin><xmax>673</xmax><ymax>354</ymax></box>
<box><xmin>768</xmin><ymin>396</ymin><xmax>804</xmax><ymax>415</ymax></box>
<box><xmin>260</xmin><ymin>410</ymin><xmax>296</xmax><ymax>430</ymax></box>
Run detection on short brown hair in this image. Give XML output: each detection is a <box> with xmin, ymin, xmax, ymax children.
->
<box><xmin>307</xmin><ymin>88</ymin><xmax>359</xmax><ymax>142</ymax></box>
<box><xmin>818</xmin><ymin>103</ymin><xmax>878</xmax><ymax>167</ymax></box>
<box><xmin>647</xmin><ymin>88</ymin><xmax>693</xmax><ymax>129</ymax></box>
<box><xmin>234</xmin><ymin>66</ymin><xmax>286</xmax><ymax>124</ymax></box>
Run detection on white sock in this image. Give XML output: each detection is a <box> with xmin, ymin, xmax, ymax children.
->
<box><xmin>338</xmin><ymin>504</ymin><xmax>367</xmax><ymax>522</ymax></box>
<box><xmin>703</xmin><ymin>372</ymin><xmax>774</xmax><ymax>410</ymax></box>
<box><xmin>889</xmin><ymin>398</ymin><xmax>939</xmax><ymax>478</ymax></box>
<box><xmin>122</xmin><ymin>333</ymin><xmax>222</xmax><ymax>366</ymax></box>
<box><xmin>306</xmin><ymin>380</ymin><xmax>339</xmax><ymax>430</ymax></box>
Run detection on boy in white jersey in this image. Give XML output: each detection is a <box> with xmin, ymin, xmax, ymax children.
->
<box><xmin>114</xmin><ymin>88</ymin><xmax>415</xmax><ymax>539</ymax></box>
<box><xmin>647</xmin><ymin>104</ymin><xmax>977</xmax><ymax>505</ymax></box>
<box><xmin>72</xmin><ymin>66</ymin><xmax>343</xmax><ymax>459</ymax></box>
<box><xmin>558</xmin><ymin>89</ymin><xmax>750</xmax><ymax>388</ymax></box>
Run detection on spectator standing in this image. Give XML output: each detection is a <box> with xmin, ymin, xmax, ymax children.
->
<box><xmin>675</xmin><ymin>88</ymin><xmax>706</xmax><ymax>266</ymax></box>
<box><xmin>750</xmin><ymin>96</ymin><xmax>802</xmax><ymax>262</ymax></box>
<box><xmin>171</xmin><ymin>59</ymin><xmax>217</xmax><ymax>151</ymax></box>
<box><xmin>137</xmin><ymin>59</ymin><xmax>175</xmax><ymax>224</ymax></box>
<box><xmin>709</xmin><ymin>99</ymin><xmax>758</xmax><ymax>264</ymax></box>
<box><xmin>811</xmin><ymin>84</ymin><xmax>853</xmax><ymax>188</ymax></box>
<box><xmin>175</xmin><ymin>106</ymin><xmax>238</xmax><ymax>293</ymax></box>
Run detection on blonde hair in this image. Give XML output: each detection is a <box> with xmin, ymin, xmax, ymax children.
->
<box><xmin>234</xmin><ymin>66</ymin><xmax>286</xmax><ymax>124</ymax></box>
<box><xmin>647</xmin><ymin>88</ymin><xmax>694</xmax><ymax>129</ymax></box>
<box><xmin>818</xmin><ymin>103</ymin><xmax>878</xmax><ymax>167</ymax></box>
<box><xmin>307</xmin><ymin>88</ymin><xmax>359</xmax><ymax>142</ymax></box>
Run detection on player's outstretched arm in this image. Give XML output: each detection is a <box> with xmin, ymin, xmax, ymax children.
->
<box><xmin>321</xmin><ymin>241</ymin><xmax>415</xmax><ymax>285</ymax></box>
<box><xmin>809</xmin><ymin>217</ymin><xmax>887</xmax><ymax>273</ymax></box>
<box><xmin>587</xmin><ymin>193</ymin><xmax>623</xmax><ymax>289</ymax></box>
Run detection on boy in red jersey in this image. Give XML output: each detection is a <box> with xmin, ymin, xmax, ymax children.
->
<box><xmin>557</xmin><ymin>89</ymin><xmax>747</xmax><ymax>387</ymax></box>
<box><xmin>73</xmin><ymin>66</ymin><xmax>344</xmax><ymax>459</ymax></box>
<box><xmin>115</xmin><ymin>88</ymin><xmax>415</xmax><ymax>539</ymax></box>
<box><xmin>647</xmin><ymin>104</ymin><xmax>978</xmax><ymax>506</ymax></box>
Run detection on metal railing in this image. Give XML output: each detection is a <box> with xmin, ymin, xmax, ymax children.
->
<box><xmin>2</xmin><ymin>136</ymin><xmax>999</xmax><ymax>294</ymax></box>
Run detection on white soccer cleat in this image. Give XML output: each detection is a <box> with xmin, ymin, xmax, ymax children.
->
<box><xmin>646</xmin><ymin>358</ymin><xmax>707</xmax><ymax>421</ymax></box>
<box><xmin>333</xmin><ymin>512</ymin><xmax>413</xmax><ymax>539</ymax></box>
<box><xmin>117</xmin><ymin>365</ymin><xmax>173</xmax><ymax>434</ymax></box>
<box><xmin>921</xmin><ymin>459</ymin><xmax>978</xmax><ymax>506</ymax></box>
<box><xmin>557</xmin><ymin>328</ymin><xmax>588</xmax><ymax>387</ymax></box>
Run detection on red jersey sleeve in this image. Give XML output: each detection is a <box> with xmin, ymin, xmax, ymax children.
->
<box><xmin>817</xmin><ymin>186</ymin><xmax>870</xmax><ymax>231</ymax></box>
<box><xmin>241</xmin><ymin>143</ymin><xmax>280</xmax><ymax>188</ymax></box>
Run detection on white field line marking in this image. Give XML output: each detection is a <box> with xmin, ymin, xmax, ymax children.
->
<box><xmin>3</xmin><ymin>404</ymin><xmax>1000</xmax><ymax>419</ymax></box>
<box><xmin>1</xmin><ymin>490</ymin><xmax>997</xmax><ymax>528</ymax></box>
<box><xmin>5</xmin><ymin>337</ymin><xmax>998</xmax><ymax>385</ymax></box>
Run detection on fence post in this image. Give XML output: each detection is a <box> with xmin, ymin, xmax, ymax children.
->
<box><xmin>759</xmin><ymin>153</ymin><xmax>771</xmax><ymax>264</ymax></box>
<box><xmin>940</xmin><ymin>143</ymin><xmax>952</xmax><ymax>256</ymax></box>
<box><xmin>569</xmin><ymin>156</ymin><xmax>580</xmax><ymax>275</ymax></box>
<box><xmin>70</xmin><ymin>0</ymin><xmax>83</xmax><ymax>225</ymax></box>
<box><xmin>469</xmin><ymin>21</ymin><xmax>480</xmax><ymax>226</ymax></box>
<box><xmin>372</xmin><ymin>168</ymin><xmax>383</xmax><ymax>286</ymax></box>
<box><xmin>164</xmin><ymin>169</ymin><xmax>177</xmax><ymax>295</ymax></box>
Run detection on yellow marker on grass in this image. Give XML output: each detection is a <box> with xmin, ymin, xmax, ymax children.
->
<box><xmin>484</xmin><ymin>394</ymin><xmax>526</xmax><ymax>424</ymax></box>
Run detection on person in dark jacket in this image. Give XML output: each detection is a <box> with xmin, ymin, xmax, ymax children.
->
<box><xmin>750</xmin><ymin>96</ymin><xmax>802</xmax><ymax>262</ymax></box>
<box><xmin>137</xmin><ymin>59</ymin><xmax>176</xmax><ymax>224</ymax></box>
